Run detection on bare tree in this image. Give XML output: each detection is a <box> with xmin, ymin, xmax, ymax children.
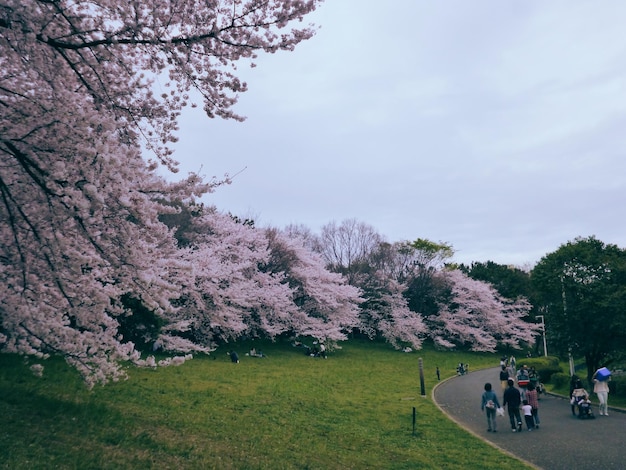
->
<box><xmin>317</xmin><ymin>219</ymin><xmax>383</xmax><ymax>283</ymax></box>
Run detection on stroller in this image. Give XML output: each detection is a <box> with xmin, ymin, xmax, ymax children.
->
<box><xmin>571</xmin><ymin>388</ymin><xmax>595</xmax><ymax>419</ymax></box>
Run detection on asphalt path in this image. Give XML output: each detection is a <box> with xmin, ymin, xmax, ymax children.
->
<box><xmin>434</xmin><ymin>367</ymin><xmax>625</xmax><ymax>470</ymax></box>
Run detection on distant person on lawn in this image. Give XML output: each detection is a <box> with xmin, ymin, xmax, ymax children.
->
<box><xmin>229</xmin><ymin>350</ymin><xmax>239</xmax><ymax>363</ymax></box>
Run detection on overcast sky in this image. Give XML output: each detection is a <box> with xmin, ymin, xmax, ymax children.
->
<box><xmin>165</xmin><ymin>1</ymin><xmax>626</xmax><ymax>267</ymax></box>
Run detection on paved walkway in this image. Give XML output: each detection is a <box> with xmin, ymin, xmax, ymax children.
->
<box><xmin>433</xmin><ymin>367</ymin><xmax>625</xmax><ymax>470</ymax></box>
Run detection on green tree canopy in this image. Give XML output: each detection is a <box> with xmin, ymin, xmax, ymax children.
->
<box><xmin>531</xmin><ymin>236</ymin><xmax>626</xmax><ymax>382</ymax></box>
<box><xmin>459</xmin><ymin>261</ymin><xmax>531</xmax><ymax>301</ymax></box>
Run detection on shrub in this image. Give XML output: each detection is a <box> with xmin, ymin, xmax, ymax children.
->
<box><xmin>519</xmin><ymin>356</ymin><xmax>562</xmax><ymax>384</ymax></box>
<box><xmin>551</xmin><ymin>372</ymin><xmax>570</xmax><ymax>389</ymax></box>
<box><xmin>609</xmin><ymin>375</ymin><xmax>626</xmax><ymax>398</ymax></box>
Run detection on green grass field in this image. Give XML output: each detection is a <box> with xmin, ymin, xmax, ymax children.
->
<box><xmin>0</xmin><ymin>339</ymin><xmax>533</xmax><ymax>469</ymax></box>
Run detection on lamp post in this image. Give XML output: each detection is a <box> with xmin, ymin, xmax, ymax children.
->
<box><xmin>561</xmin><ymin>272</ymin><xmax>575</xmax><ymax>376</ymax></box>
<box><xmin>536</xmin><ymin>315</ymin><xmax>547</xmax><ymax>357</ymax></box>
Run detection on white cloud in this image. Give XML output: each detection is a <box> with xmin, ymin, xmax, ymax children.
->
<box><xmin>166</xmin><ymin>0</ymin><xmax>626</xmax><ymax>267</ymax></box>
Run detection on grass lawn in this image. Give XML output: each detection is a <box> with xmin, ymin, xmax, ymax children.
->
<box><xmin>0</xmin><ymin>339</ymin><xmax>533</xmax><ymax>469</ymax></box>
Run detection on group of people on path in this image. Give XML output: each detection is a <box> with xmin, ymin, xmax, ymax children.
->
<box><xmin>482</xmin><ymin>358</ymin><xmax>612</xmax><ymax>433</ymax></box>
<box><xmin>482</xmin><ymin>377</ymin><xmax>541</xmax><ymax>433</ymax></box>
<box><xmin>569</xmin><ymin>371</ymin><xmax>612</xmax><ymax>417</ymax></box>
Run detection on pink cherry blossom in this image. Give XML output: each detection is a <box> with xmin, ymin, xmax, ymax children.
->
<box><xmin>1</xmin><ymin>0</ymin><xmax>320</xmax><ymax>386</ymax></box>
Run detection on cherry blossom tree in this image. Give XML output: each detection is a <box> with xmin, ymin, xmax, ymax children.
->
<box><xmin>427</xmin><ymin>270</ymin><xmax>539</xmax><ymax>352</ymax></box>
<box><xmin>264</xmin><ymin>228</ymin><xmax>362</xmax><ymax>344</ymax></box>
<box><xmin>167</xmin><ymin>210</ymin><xmax>297</xmax><ymax>346</ymax></box>
<box><xmin>357</xmin><ymin>274</ymin><xmax>427</xmax><ymax>350</ymax></box>
<box><xmin>0</xmin><ymin>120</ymin><xmax>205</xmax><ymax>385</ymax></box>
<box><xmin>315</xmin><ymin>221</ymin><xmax>426</xmax><ymax>349</ymax></box>
<box><xmin>2</xmin><ymin>0</ymin><xmax>320</xmax><ymax>165</ymax></box>
<box><xmin>1</xmin><ymin>0</ymin><xmax>321</xmax><ymax>385</ymax></box>
<box><xmin>159</xmin><ymin>212</ymin><xmax>361</xmax><ymax>349</ymax></box>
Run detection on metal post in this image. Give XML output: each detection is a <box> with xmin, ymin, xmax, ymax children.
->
<box><xmin>419</xmin><ymin>357</ymin><xmax>425</xmax><ymax>396</ymax></box>
<box><xmin>412</xmin><ymin>407</ymin><xmax>416</xmax><ymax>435</ymax></box>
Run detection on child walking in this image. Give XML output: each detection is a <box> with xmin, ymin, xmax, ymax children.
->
<box><xmin>522</xmin><ymin>399</ymin><xmax>535</xmax><ymax>431</ymax></box>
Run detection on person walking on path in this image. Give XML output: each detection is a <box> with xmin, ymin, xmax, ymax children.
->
<box><xmin>481</xmin><ymin>382</ymin><xmax>500</xmax><ymax>433</ymax></box>
<box><xmin>593</xmin><ymin>371</ymin><xmax>611</xmax><ymax>416</ymax></box>
<box><xmin>521</xmin><ymin>399</ymin><xmax>535</xmax><ymax>431</ymax></box>
<box><xmin>503</xmin><ymin>378</ymin><xmax>522</xmax><ymax>432</ymax></box>
<box><xmin>499</xmin><ymin>365</ymin><xmax>509</xmax><ymax>396</ymax></box>
<box><xmin>516</xmin><ymin>365</ymin><xmax>530</xmax><ymax>402</ymax></box>
<box><xmin>525</xmin><ymin>382</ymin><xmax>540</xmax><ymax>428</ymax></box>
<box><xmin>506</xmin><ymin>361</ymin><xmax>516</xmax><ymax>381</ymax></box>
<box><xmin>435</xmin><ymin>366</ymin><xmax>626</xmax><ymax>469</ymax></box>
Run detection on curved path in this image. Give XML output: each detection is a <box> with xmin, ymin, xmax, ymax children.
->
<box><xmin>434</xmin><ymin>367</ymin><xmax>625</xmax><ymax>470</ymax></box>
